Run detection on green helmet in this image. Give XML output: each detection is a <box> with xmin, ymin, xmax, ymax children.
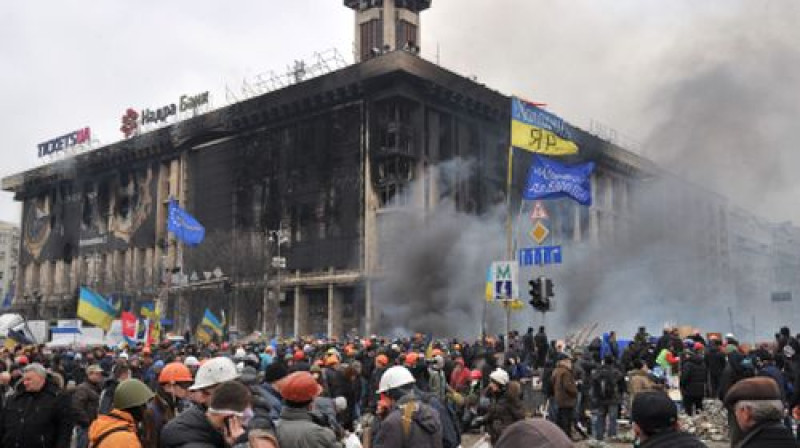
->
<box><xmin>113</xmin><ymin>379</ymin><xmax>155</xmax><ymax>410</ymax></box>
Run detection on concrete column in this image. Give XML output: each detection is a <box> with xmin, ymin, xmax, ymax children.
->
<box><xmin>327</xmin><ymin>271</ymin><xmax>343</xmax><ymax>338</ymax></box>
<box><xmin>293</xmin><ymin>271</ymin><xmax>308</xmax><ymax>337</ymax></box>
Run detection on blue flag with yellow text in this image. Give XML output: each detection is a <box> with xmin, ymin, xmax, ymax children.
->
<box><xmin>523</xmin><ymin>155</ymin><xmax>595</xmax><ymax>205</ymax></box>
<box><xmin>167</xmin><ymin>199</ymin><xmax>205</xmax><ymax>246</ymax></box>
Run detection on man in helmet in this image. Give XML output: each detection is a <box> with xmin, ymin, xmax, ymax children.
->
<box><xmin>88</xmin><ymin>378</ymin><xmax>155</xmax><ymax>448</ymax></box>
<box><xmin>372</xmin><ymin>365</ymin><xmax>443</xmax><ymax>448</ymax></box>
<box><xmin>141</xmin><ymin>362</ymin><xmax>194</xmax><ymax>447</ymax></box>
<box><xmin>483</xmin><ymin>367</ymin><xmax>525</xmax><ymax>444</ymax></box>
<box><xmin>273</xmin><ymin>371</ymin><xmax>340</xmax><ymax>448</ymax></box>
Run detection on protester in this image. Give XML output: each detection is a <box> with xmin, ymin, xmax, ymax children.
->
<box><xmin>273</xmin><ymin>370</ymin><xmax>340</xmax><ymax>447</ymax></box>
<box><xmin>483</xmin><ymin>367</ymin><xmax>525</xmax><ymax>443</ymax></box>
<box><xmin>72</xmin><ymin>363</ymin><xmax>104</xmax><ymax>448</ymax></box>
<box><xmin>0</xmin><ymin>362</ymin><xmax>73</xmax><ymax>448</ymax></box>
<box><xmin>630</xmin><ymin>391</ymin><xmax>706</xmax><ymax>447</ymax></box>
<box><xmin>88</xmin><ymin>378</ymin><xmax>154</xmax><ymax>448</ymax></box>
<box><xmin>724</xmin><ymin>377</ymin><xmax>796</xmax><ymax>447</ymax></box>
<box><xmin>493</xmin><ymin>419</ymin><xmax>573</xmax><ymax>448</ymax></box>
<box><xmin>552</xmin><ymin>355</ymin><xmax>578</xmax><ymax>439</ymax></box>
<box><xmin>590</xmin><ymin>354</ymin><xmax>624</xmax><ymax>441</ymax></box>
<box><xmin>141</xmin><ymin>361</ymin><xmax>194</xmax><ymax>448</ymax></box>
<box><xmin>99</xmin><ymin>363</ymin><xmax>132</xmax><ymax>415</ymax></box>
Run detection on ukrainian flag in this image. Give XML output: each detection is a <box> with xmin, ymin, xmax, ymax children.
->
<box><xmin>140</xmin><ymin>301</ymin><xmax>156</xmax><ymax>319</ymax></box>
<box><xmin>511</xmin><ymin>96</ymin><xmax>579</xmax><ymax>156</ymax></box>
<box><xmin>485</xmin><ymin>267</ymin><xmax>494</xmax><ymax>302</ymax></box>
<box><xmin>77</xmin><ymin>286</ymin><xmax>118</xmax><ymax>331</ymax></box>
<box><xmin>196</xmin><ymin>308</ymin><xmax>223</xmax><ymax>343</ymax></box>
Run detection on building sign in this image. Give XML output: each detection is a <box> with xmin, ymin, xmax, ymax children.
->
<box><xmin>121</xmin><ymin>91</ymin><xmax>210</xmax><ymax>138</ymax></box>
<box><xmin>37</xmin><ymin>127</ymin><xmax>91</xmax><ymax>158</ymax></box>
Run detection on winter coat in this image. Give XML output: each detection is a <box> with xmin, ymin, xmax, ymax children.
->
<box><xmin>0</xmin><ymin>376</ymin><xmax>73</xmax><ymax>448</ymax></box>
<box><xmin>262</xmin><ymin>382</ymin><xmax>283</xmax><ymax>422</ymax></box>
<box><xmin>735</xmin><ymin>421</ymin><xmax>797</xmax><ymax>448</ymax></box>
<box><xmin>590</xmin><ymin>364</ymin><xmax>624</xmax><ymax>407</ymax></box>
<box><xmin>88</xmin><ymin>409</ymin><xmax>142</xmax><ymax>448</ymax></box>
<box><xmin>639</xmin><ymin>429</ymin><xmax>707</xmax><ymax>447</ymax></box>
<box><xmin>141</xmin><ymin>390</ymin><xmax>180</xmax><ymax>448</ymax></box>
<box><xmin>97</xmin><ymin>377</ymin><xmax>119</xmax><ymax>415</ymax></box>
<box><xmin>628</xmin><ymin>369</ymin><xmax>660</xmax><ymax>404</ymax></box>
<box><xmin>160</xmin><ymin>406</ymin><xmax>227</xmax><ymax>448</ymax></box>
<box><xmin>705</xmin><ymin>345</ymin><xmax>726</xmax><ymax>376</ymax></box>
<box><xmin>552</xmin><ymin>361</ymin><xmax>578</xmax><ymax>409</ymax></box>
<box><xmin>275</xmin><ymin>406</ymin><xmax>340</xmax><ymax>448</ymax></box>
<box><xmin>680</xmin><ymin>354</ymin><xmax>708</xmax><ymax>398</ymax></box>
<box><xmin>372</xmin><ymin>393</ymin><xmax>443</xmax><ymax>448</ymax></box>
<box><xmin>485</xmin><ymin>382</ymin><xmax>526</xmax><ymax>443</ymax></box>
<box><xmin>72</xmin><ymin>379</ymin><xmax>102</xmax><ymax>427</ymax></box>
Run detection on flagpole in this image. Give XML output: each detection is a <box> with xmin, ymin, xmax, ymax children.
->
<box><xmin>504</xmin><ymin>145</ymin><xmax>514</xmax><ymax>338</ymax></box>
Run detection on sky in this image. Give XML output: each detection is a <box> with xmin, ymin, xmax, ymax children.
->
<box><xmin>2</xmin><ymin>0</ymin><xmax>799</xmax><ymax>226</ymax></box>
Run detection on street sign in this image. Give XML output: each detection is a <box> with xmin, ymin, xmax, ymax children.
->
<box><xmin>530</xmin><ymin>201</ymin><xmax>550</xmax><ymax>220</ymax></box>
<box><xmin>530</xmin><ymin>221</ymin><xmax>549</xmax><ymax>244</ymax></box>
<box><xmin>491</xmin><ymin>261</ymin><xmax>518</xmax><ymax>300</ymax></box>
<box><xmin>519</xmin><ymin>246</ymin><xmax>563</xmax><ymax>266</ymax></box>
<box><xmin>771</xmin><ymin>292</ymin><xmax>793</xmax><ymax>302</ymax></box>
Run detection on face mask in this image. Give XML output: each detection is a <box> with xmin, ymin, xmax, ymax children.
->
<box><xmin>241</xmin><ymin>407</ymin><xmax>254</xmax><ymax>427</ymax></box>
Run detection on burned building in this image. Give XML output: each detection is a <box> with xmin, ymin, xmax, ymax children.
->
<box><xmin>3</xmin><ymin>0</ymin><xmax>669</xmax><ymax>338</ymax></box>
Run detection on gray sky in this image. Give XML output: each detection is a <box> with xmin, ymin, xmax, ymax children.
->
<box><xmin>2</xmin><ymin>0</ymin><xmax>799</xmax><ymax>224</ymax></box>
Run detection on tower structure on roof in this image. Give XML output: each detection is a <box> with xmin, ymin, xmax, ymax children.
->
<box><xmin>344</xmin><ymin>0</ymin><xmax>432</xmax><ymax>62</ymax></box>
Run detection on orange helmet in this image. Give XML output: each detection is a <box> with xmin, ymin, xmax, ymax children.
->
<box><xmin>376</xmin><ymin>354</ymin><xmax>389</xmax><ymax>367</ymax></box>
<box><xmin>405</xmin><ymin>352</ymin><xmax>419</xmax><ymax>367</ymax></box>
<box><xmin>276</xmin><ymin>371</ymin><xmax>323</xmax><ymax>402</ymax></box>
<box><xmin>159</xmin><ymin>362</ymin><xmax>194</xmax><ymax>384</ymax></box>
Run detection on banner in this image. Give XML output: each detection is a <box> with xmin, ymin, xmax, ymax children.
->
<box><xmin>523</xmin><ymin>155</ymin><xmax>595</xmax><ymax>205</ymax></box>
<box><xmin>121</xmin><ymin>311</ymin><xmax>138</xmax><ymax>342</ymax></box>
<box><xmin>511</xmin><ymin>97</ymin><xmax>579</xmax><ymax>156</ymax></box>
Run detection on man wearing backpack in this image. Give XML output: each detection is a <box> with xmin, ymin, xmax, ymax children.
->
<box><xmin>88</xmin><ymin>378</ymin><xmax>154</xmax><ymax>448</ymax></box>
<box><xmin>372</xmin><ymin>366</ymin><xmax>443</xmax><ymax>448</ymax></box>
<box><xmin>590</xmin><ymin>354</ymin><xmax>624</xmax><ymax>442</ymax></box>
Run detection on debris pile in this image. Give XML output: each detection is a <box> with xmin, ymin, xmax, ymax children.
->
<box><xmin>679</xmin><ymin>399</ymin><xmax>729</xmax><ymax>443</ymax></box>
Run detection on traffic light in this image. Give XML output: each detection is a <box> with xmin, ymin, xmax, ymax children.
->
<box><xmin>529</xmin><ymin>277</ymin><xmax>554</xmax><ymax>312</ymax></box>
<box><xmin>528</xmin><ymin>278</ymin><xmax>541</xmax><ymax>307</ymax></box>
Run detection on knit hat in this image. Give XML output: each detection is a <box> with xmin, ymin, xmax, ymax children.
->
<box><xmin>723</xmin><ymin>377</ymin><xmax>782</xmax><ymax>408</ymax></box>
<box><xmin>631</xmin><ymin>391</ymin><xmax>677</xmax><ymax>433</ymax></box>
<box><xmin>494</xmin><ymin>419</ymin><xmax>572</xmax><ymax>448</ymax></box>
<box><xmin>263</xmin><ymin>362</ymin><xmax>288</xmax><ymax>383</ymax></box>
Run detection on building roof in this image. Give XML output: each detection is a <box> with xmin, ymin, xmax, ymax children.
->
<box><xmin>2</xmin><ymin>50</ymin><xmax>654</xmax><ymax>196</ymax></box>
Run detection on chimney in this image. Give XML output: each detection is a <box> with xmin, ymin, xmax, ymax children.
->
<box><xmin>344</xmin><ymin>0</ymin><xmax>432</xmax><ymax>62</ymax></box>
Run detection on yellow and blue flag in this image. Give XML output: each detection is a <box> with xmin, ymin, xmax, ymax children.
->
<box><xmin>140</xmin><ymin>302</ymin><xmax>156</xmax><ymax>319</ymax></box>
<box><xmin>77</xmin><ymin>286</ymin><xmax>118</xmax><ymax>331</ymax></box>
<box><xmin>511</xmin><ymin>96</ymin><xmax>579</xmax><ymax>156</ymax></box>
<box><xmin>196</xmin><ymin>308</ymin><xmax>223</xmax><ymax>343</ymax></box>
<box><xmin>485</xmin><ymin>267</ymin><xmax>494</xmax><ymax>302</ymax></box>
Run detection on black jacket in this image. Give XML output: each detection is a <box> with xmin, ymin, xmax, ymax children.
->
<box><xmin>680</xmin><ymin>355</ymin><xmax>708</xmax><ymax>398</ymax></box>
<box><xmin>639</xmin><ymin>429</ymin><xmax>707</xmax><ymax>447</ymax></box>
<box><xmin>0</xmin><ymin>376</ymin><xmax>73</xmax><ymax>448</ymax></box>
<box><xmin>736</xmin><ymin>421</ymin><xmax>797</xmax><ymax>448</ymax></box>
<box><xmin>160</xmin><ymin>406</ymin><xmax>226</xmax><ymax>448</ymax></box>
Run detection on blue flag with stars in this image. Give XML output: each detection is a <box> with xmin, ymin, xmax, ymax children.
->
<box><xmin>167</xmin><ymin>199</ymin><xmax>205</xmax><ymax>246</ymax></box>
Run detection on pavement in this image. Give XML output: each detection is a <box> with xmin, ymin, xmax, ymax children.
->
<box><xmin>461</xmin><ymin>431</ymin><xmax>729</xmax><ymax>447</ymax></box>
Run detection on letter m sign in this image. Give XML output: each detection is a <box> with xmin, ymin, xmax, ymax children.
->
<box><xmin>492</xmin><ymin>261</ymin><xmax>518</xmax><ymax>300</ymax></box>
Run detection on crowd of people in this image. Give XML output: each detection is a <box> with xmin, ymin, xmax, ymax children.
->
<box><xmin>0</xmin><ymin>324</ymin><xmax>799</xmax><ymax>447</ymax></box>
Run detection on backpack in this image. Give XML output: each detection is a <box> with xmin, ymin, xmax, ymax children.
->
<box><xmin>594</xmin><ymin>369</ymin><xmax>616</xmax><ymax>401</ymax></box>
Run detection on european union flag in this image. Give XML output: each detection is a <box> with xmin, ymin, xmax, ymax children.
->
<box><xmin>167</xmin><ymin>199</ymin><xmax>205</xmax><ymax>246</ymax></box>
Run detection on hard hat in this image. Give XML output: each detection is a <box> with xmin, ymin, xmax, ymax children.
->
<box><xmin>377</xmin><ymin>366</ymin><xmax>416</xmax><ymax>393</ymax></box>
<box><xmin>113</xmin><ymin>379</ymin><xmax>155</xmax><ymax>410</ymax></box>
<box><xmin>15</xmin><ymin>356</ymin><xmax>29</xmax><ymax>365</ymax></box>
<box><xmin>489</xmin><ymin>368</ymin><xmax>510</xmax><ymax>386</ymax></box>
<box><xmin>234</xmin><ymin>348</ymin><xmax>246</xmax><ymax>360</ymax></box>
<box><xmin>325</xmin><ymin>353</ymin><xmax>340</xmax><ymax>366</ymax></box>
<box><xmin>189</xmin><ymin>357</ymin><xmax>239</xmax><ymax>391</ymax></box>
<box><xmin>184</xmin><ymin>356</ymin><xmax>200</xmax><ymax>367</ymax></box>
<box><xmin>376</xmin><ymin>354</ymin><xmax>389</xmax><ymax>367</ymax></box>
<box><xmin>405</xmin><ymin>352</ymin><xmax>419</xmax><ymax>367</ymax></box>
<box><xmin>159</xmin><ymin>362</ymin><xmax>193</xmax><ymax>384</ymax></box>
<box><xmin>293</xmin><ymin>350</ymin><xmax>305</xmax><ymax>361</ymax></box>
<box><xmin>470</xmin><ymin>370</ymin><xmax>482</xmax><ymax>380</ymax></box>
<box><xmin>276</xmin><ymin>371</ymin><xmax>323</xmax><ymax>402</ymax></box>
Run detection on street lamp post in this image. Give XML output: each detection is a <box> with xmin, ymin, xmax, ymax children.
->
<box><xmin>263</xmin><ymin>229</ymin><xmax>287</xmax><ymax>337</ymax></box>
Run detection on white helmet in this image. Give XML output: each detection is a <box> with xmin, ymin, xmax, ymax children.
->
<box><xmin>183</xmin><ymin>356</ymin><xmax>200</xmax><ymax>367</ymax></box>
<box><xmin>377</xmin><ymin>366</ymin><xmax>416</xmax><ymax>393</ymax></box>
<box><xmin>189</xmin><ymin>357</ymin><xmax>239</xmax><ymax>391</ymax></box>
<box><xmin>489</xmin><ymin>368</ymin><xmax>510</xmax><ymax>386</ymax></box>
<box><xmin>234</xmin><ymin>348</ymin><xmax>247</xmax><ymax>360</ymax></box>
